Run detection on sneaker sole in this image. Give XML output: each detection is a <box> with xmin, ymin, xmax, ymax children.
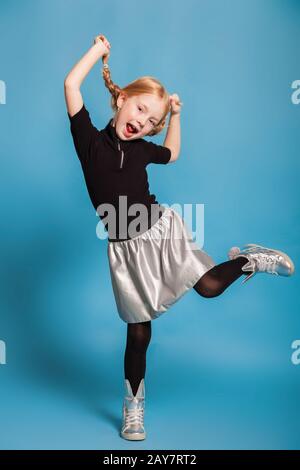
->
<box><xmin>120</xmin><ymin>431</ymin><xmax>146</xmax><ymax>440</ymax></box>
<box><xmin>244</xmin><ymin>244</ymin><xmax>295</xmax><ymax>275</ymax></box>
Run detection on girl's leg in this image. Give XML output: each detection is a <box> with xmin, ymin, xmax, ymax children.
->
<box><xmin>193</xmin><ymin>257</ymin><xmax>252</xmax><ymax>298</ymax></box>
<box><xmin>124</xmin><ymin>320</ymin><xmax>152</xmax><ymax>396</ymax></box>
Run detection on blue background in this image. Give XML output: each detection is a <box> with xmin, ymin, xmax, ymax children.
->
<box><xmin>0</xmin><ymin>0</ymin><xmax>299</xmax><ymax>450</ymax></box>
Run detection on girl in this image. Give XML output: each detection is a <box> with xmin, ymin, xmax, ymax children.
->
<box><xmin>64</xmin><ymin>34</ymin><xmax>295</xmax><ymax>441</ymax></box>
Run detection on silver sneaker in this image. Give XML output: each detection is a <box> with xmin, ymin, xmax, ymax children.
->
<box><xmin>228</xmin><ymin>243</ymin><xmax>295</xmax><ymax>284</ymax></box>
<box><xmin>120</xmin><ymin>378</ymin><xmax>146</xmax><ymax>441</ymax></box>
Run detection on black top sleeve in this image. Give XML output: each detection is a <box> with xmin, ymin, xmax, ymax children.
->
<box><xmin>67</xmin><ymin>104</ymin><xmax>99</xmax><ymax>164</ymax></box>
<box><xmin>141</xmin><ymin>140</ymin><xmax>171</xmax><ymax>165</ymax></box>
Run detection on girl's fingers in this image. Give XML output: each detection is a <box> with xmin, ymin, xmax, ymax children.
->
<box><xmin>170</xmin><ymin>95</ymin><xmax>182</xmax><ymax>106</ymax></box>
<box><xmin>100</xmin><ymin>35</ymin><xmax>111</xmax><ymax>47</ymax></box>
<box><xmin>94</xmin><ymin>35</ymin><xmax>111</xmax><ymax>50</ymax></box>
<box><xmin>95</xmin><ymin>35</ymin><xmax>111</xmax><ymax>49</ymax></box>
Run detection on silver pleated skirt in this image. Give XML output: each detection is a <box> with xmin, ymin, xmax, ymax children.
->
<box><xmin>107</xmin><ymin>205</ymin><xmax>216</xmax><ymax>323</ymax></box>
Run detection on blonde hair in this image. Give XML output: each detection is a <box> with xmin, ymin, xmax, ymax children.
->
<box><xmin>102</xmin><ymin>62</ymin><xmax>170</xmax><ymax>136</ymax></box>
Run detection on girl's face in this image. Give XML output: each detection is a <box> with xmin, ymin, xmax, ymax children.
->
<box><xmin>112</xmin><ymin>93</ymin><xmax>165</xmax><ymax>140</ymax></box>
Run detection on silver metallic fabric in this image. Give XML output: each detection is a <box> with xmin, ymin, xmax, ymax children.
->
<box><xmin>107</xmin><ymin>205</ymin><xmax>216</xmax><ymax>323</ymax></box>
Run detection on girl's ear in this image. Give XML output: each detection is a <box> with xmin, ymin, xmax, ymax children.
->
<box><xmin>117</xmin><ymin>92</ymin><xmax>127</xmax><ymax>109</ymax></box>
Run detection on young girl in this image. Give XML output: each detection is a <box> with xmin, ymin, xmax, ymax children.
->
<box><xmin>64</xmin><ymin>34</ymin><xmax>295</xmax><ymax>441</ymax></box>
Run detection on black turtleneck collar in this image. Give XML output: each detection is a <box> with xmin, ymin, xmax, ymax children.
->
<box><xmin>103</xmin><ymin>118</ymin><xmax>141</xmax><ymax>151</ymax></box>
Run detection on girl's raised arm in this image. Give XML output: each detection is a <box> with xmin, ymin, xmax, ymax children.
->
<box><xmin>64</xmin><ymin>35</ymin><xmax>111</xmax><ymax>117</ymax></box>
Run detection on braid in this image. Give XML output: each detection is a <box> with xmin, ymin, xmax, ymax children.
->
<box><xmin>101</xmin><ymin>57</ymin><xmax>121</xmax><ymax>111</ymax></box>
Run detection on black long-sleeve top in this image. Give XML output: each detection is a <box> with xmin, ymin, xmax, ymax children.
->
<box><xmin>67</xmin><ymin>104</ymin><xmax>171</xmax><ymax>241</ymax></box>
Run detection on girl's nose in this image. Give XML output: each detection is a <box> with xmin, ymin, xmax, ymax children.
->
<box><xmin>137</xmin><ymin>118</ymin><xmax>147</xmax><ymax>128</ymax></box>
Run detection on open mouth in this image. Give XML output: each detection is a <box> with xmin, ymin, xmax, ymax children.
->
<box><xmin>126</xmin><ymin>123</ymin><xmax>139</xmax><ymax>135</ymax></box>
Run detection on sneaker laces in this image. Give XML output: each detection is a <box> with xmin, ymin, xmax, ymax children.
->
<box><xmin>124</xmin><ymin>397</ymin><xmax>144</xmax><ymax>427</ymax></box>
<box><xmin>252</xmin><ymin>252</ymin><xmax>280</xmax><ymax>275</ymax></box>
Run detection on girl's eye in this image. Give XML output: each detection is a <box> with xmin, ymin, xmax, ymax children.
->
<box><xmin>137</xmin><ymin>106</ymin><xmax>155</xmax><ymax>126</ymax></box>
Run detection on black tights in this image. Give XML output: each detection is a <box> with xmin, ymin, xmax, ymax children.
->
<box><xmin>192</xmin><ymin>256</ymin><xmax>251</xmax><ymax>297</ymax></box>
<box><xmin>124</xmin><ymin>257</ymin><xmax>251</xmax><ymax>395</ymax></box>
<box><xmin>124</xmin><ymin>321</ymin><xmax>152</xmax><ymax>396</ymax></box>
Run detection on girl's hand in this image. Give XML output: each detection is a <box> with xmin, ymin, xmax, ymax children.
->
<box><xmin>169</xmin><ymin>93</ymin><xmax>183</xmax><ymax>115</ymax></box>
<box><xmin>93</xmin><ymin>34</ymin><xmax>111</xmax><ymax>59</ymax></box>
